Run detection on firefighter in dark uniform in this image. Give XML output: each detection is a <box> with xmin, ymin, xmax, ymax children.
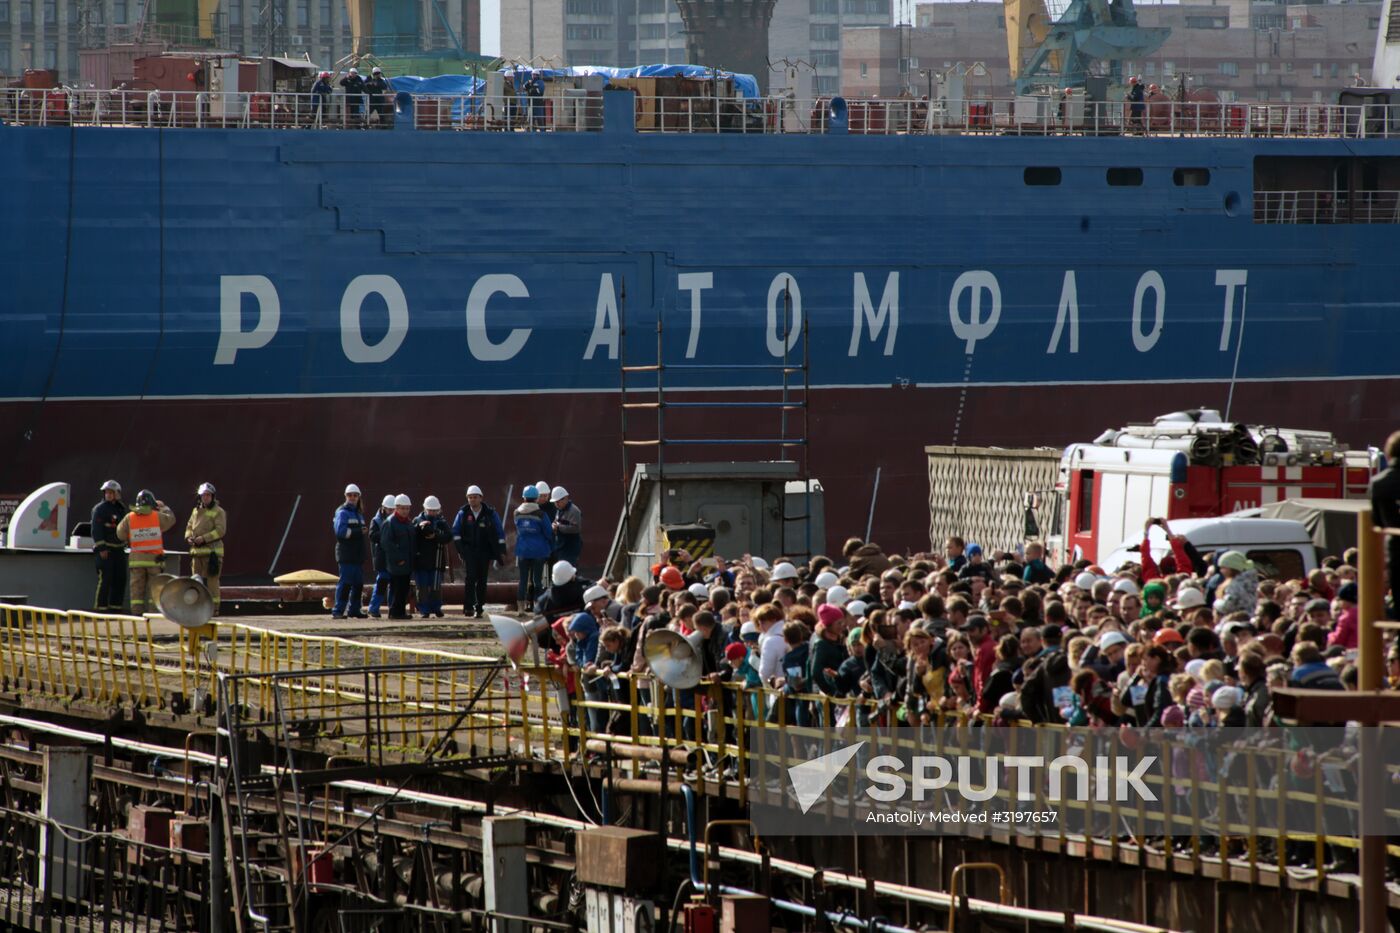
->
<box><xmin>452</xmin><ymin>484</ymin><xmax>506</xmax><ymax>618</ymax></box>
<box><xmin>1370</xmin><ymin>430</ymin><xmax>1400</xmax><ymax>617</ymax></box>
<box><xmin>91</xmin><ymin>479</ymin><xmax>127</xmax><ymax>611</ymax></box>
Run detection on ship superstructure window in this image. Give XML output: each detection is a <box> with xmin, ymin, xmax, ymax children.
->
<box><xmin>1024</xmin><ymin>167</ymin><xmax>1061</xmax><ymax>186</ymax></box>
<box><xmin>1173</xmin><ymin>168</ymin><xmax>1211</xmax><ymax>187</ymax></box>
<box><xmin>1254</xmin><ymin>154</ymin><xmax>1400</xmax><ymax>224</ymax></box>
<box><xmin>1107</xmin><ymin>167</ymin><xmax>1143</xmax><ymax>186</ymax></box>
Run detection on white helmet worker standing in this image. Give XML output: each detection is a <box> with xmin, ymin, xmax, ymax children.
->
<box><xmin>367</xmin><ymin>493</ymin><xmax>399</xmax><ymax>619</ymax></box>
<box><xmin>453</xmin><ymin>484</ymin><xmax>505</xmax><ymax>619</ymax></box>
<box><xmin>91</xmin><ymin>480</ymin><xmax>128</xmax><ymax>611</ymax></box>
<box><xmin>332</xmin><ymin>483</ymin><xmax>368</xmax><ymax>619</ymax></box>
<box><xmin>186</xmin><ymin>481</ymin><xmax>228</xmax><ymax>615</ymax></box>
<box><xmin>412</xmin><ymin>496</ymin><xmax>450</xmax><ymax>619</ymax></box>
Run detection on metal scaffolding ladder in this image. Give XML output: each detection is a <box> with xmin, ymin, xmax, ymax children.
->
<box><xmin>618</xmin><ymin>277</ymin><xmax>814</xmax><ymax>561</ymax></box>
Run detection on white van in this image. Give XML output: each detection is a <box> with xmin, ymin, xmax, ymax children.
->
<box><xmin>1098</xmin><ymin>517</ymin><xmax>1318</xmax><ymax>580</ymax></box>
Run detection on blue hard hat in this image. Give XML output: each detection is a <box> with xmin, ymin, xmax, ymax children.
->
<box><xmin>523</xmin><ymin>485</ymin><xmax>537</xmax><ymax>500</ymax></box>
<box><xmin>967</xmin><ymin>543</ymin><xmax>983</xmax><ymax>557</ymax></box>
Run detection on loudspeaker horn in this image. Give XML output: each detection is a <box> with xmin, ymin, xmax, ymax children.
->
<box><xmin>158</xmin><ymin>576</ymin><xmax>215</xmax><ymax>629</ymax></box>
<box><xmin>643</xmin><ymin>629</ymin><xmax>705</xmax><ymax>690</ymax></box>
<box><xmin>490</xmin><ymin>615</ymin><xmax>550</xmax><ymax>668</ymax></box>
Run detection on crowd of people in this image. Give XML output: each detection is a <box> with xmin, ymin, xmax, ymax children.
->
<box><xmin>543</xmin><ymin>527</ymin><xmax>1378</xmax><ymax>727</ymax></box>
<box><xmin>525</xmin><ymin>502</ymin><xmax>1396</xmax><ymax>868</ymax></box>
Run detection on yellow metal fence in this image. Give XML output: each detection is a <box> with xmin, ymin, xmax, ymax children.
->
<box><xmin>1</xmin><ymin>603</ymin><xmax>1396</xmax><ymax>884</ymax></box>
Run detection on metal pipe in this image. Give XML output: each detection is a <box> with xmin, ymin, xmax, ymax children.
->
<box><xmin>1358</xmin><ymin>507</ymin><xmax>1387</xmax><ymax>933</ymax></box>
<box><xmin>585</xmin><ymin>739</ymin><xmax>691</xmax><ymax>765</ymax></box>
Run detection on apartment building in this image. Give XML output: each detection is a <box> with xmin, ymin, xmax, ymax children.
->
<box><xmin>0</xmin><ymin>0</ymin><xmax>479</xmax><ymax>83</ymax></box>
<box><xmin>498</xmin><ymin>0</ymin><xmax>890</xmax><ymax>90</ymax></box>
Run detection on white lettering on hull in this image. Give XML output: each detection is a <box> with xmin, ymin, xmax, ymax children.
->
<box><xmin>948</xmin><ymin>270</ymin><xmax>1001</xmax><ymax>354</ymax></box>
<box><xmin>215</xmin><ymin>275</ymin><xmax>281</xmax><ymax>365</ymax></box>
<box><xmin>1132</xmin><ymin>270</ymin><xmax>1166</xmax><ymax>353</ymax></box>
<box><xmin>850</xmin><ymin>272</ymin><xmax>899</xmax><ymax>357</ymax></box>
<box><xmin>209</xmin><ymin>269</ymin><xmax>1247</xmax><ymax>366</ymax></box>
<box><xmin>466</xmin><ymin>274</ymin><xmax>532</xmax><ymax>362</ymax></box>
<box><xmin>340</xmin><ymin>275</ymin><xmax>409</xmax><ymax>364</ymax></box>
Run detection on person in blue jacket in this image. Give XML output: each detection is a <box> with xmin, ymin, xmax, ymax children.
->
<box><xmin>412</xmin><ymin>495</ymin><xmax>451</xmax><ymax>618</ymax></box>
<box><xmin>513</xmin><ymin>485</ymin><xmax>554</xmax><ymax>612</ymax></box>
<box><xmin>367</xmin><ymin>494</ymin><xmax>394</xmax><ymax>618</ymax></box>
<box><xmin>381</xmin><ymin>493</ymin><xmax>417</xmax><ymax>619</ymax></box>
<box><xmin>331</xmin><ymin>484</ymin><xmax>367</xmax><ymax>619</ymax></box>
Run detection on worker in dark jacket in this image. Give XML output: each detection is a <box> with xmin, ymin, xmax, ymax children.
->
<box><xmin>311</xmin><ymin>71</ymin><xmax>332</xmax><ymax>123</ymax></box>
<box><xmin>549</xmin><ymin>486</ymin><xmax>583</xmax><ymax>566</ymax></box>
<box><xmin>537</xmin><ymin>560</ymin><xmax>588</xmax><ymax>619</ymax></box>
<box><xmin>413</xmin><ymin>496</ymin><xmax>451</xmax><ymax>618</ymax></box>
<box><xmin>1370</xmin><ymin>430</ymin><xmax>1400</xmax><ymax>616</ymax></box>
<box><xmin>381</xmin><ymin>494</ymin><xmax>417</xmax><ymax>619</ymax></box>
<box><xmin>452</xmin><ymin>485</ymin><xmax>506</xmax><ymax>618</ymax></box>
<box><xmin>364</xmin><ymin>66</ymin><xmax>392</xmax><ymax>125</ymax></box>
<box><xmin>331</xmin><ymin>484</ymin><xmax>367</xmax><ymax>619</ymax></box>
<box><xmin>367</xmin><ymin>494</ymin><xmax>394</xmax><ymax>618</ymax></box>
<box><xmin>91</xmin><ymin>479</ymin><xmax>127</xmax><ymax>611</ymax></box>
<box><xmin>340</xmin><ymin>67</ymin><xmax>366</xmax><ymax>123</ymax></box>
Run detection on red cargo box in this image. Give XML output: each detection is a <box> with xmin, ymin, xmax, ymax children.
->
<box><xmin>171</xmin><ymin>819</ymin><xmax>208</xmax><ymax>853</ymax></box>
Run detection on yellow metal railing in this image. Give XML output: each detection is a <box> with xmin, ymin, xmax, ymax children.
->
<box><xmin>1</xmin><ymin>602</ymin><xmax>1394</xmax><ymax>882</ymax></box>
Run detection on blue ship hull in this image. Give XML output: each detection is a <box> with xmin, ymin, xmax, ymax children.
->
<box><xmin>2</xmin><ymin>109</ymin><xmax>1398</xmax><ymax>577</ymax></box>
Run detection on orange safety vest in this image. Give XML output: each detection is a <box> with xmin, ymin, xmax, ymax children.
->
<box><xmin>127</xmin><ymin>510</ymin><xmax>165</xmax><ymax>560</ymax></box>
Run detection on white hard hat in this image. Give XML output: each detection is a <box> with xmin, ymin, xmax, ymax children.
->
<box><xmin>535</xmin><ymin>481</ymin><xmax>550</xmax><ymax>498</ymax></box>
<box><xmin>550</xmin><ymin>486</ymin><xmax>569</xmax><ymax>503</ymax></box>
<box><xmin>100</xmin><ymin>479</ymin><xmax>121</xmax><ymax>493</ymax></box>
<box><xmin>583</xmin><ymin>585</ymin><xmax>610</xmax><ymax>604</ymax></box>
<box><xmin>197</xmin><ymin>482</ymin><xmax>216</xmax><ymax>496</ymax></box>
<box><xmin>815</xmin><ymin>571</ymin><xmax>840</xmax><ymax>590</ymax></box>
<box><xmin>394</xmin><ymin>494</ymin><xmax>411</xmax><ymax>507</ymax></box>
<box><xmin>1074</xmin><ymin>571</ymin><xmax>1098</xmax><ymax>591</ymax></box>
<box><xmin>1112</xmin><ymin>578</ymin><xmax>1139</xmax><ymax>596</ymax></box>
<box><xmin>381</xmin><ymin>495</ymin><xmax>396</xmax><ymax>510</ymax></box>
<box><xmin>846</xmin><ymin>599</ymin><xmax>869</xmax><ymax>618</ymax></box>
<box><xmin>552</xmin><ymin>561</ymin><xmax>576</xmax><ymax>585</ymax></box>
<box><xmin>424</xmin><ymin>495</ymin><xmax>441</xmax><ymax>511</ymax></box>
<box><xmin>826</xmin><ymin>584</ymin><xmax>850</xmax><ymax>608</ymax></box>
<box><xmin>688</xmin><ymin>582</ymin><xmax>708</xmax><ymax>598</ymax></box>
<box><xmin>750</xmin><ymin>557</ymin><xmax>770</xmax><ymax>571</ymax></box>
<box><xmin>771</xmin><ymin>561</ymin><xmax>799</xmax><ymax>581</ymax></box>
<box><xmin>348</xmin><ymin>67</ymin><xmax>358</xmax><ymax>74</ymax></box>
<box><xmin>345</xmin><ymin>483</ymin><xmax>362</xmax><ymax>496</ymax></box>
<box><xmin>371</xmin><ymin>66</ymin><xmax>382</xmax><ymax>74</ymax></box>
<box><xmin>1173</xmin><ymin>587</ymin><xmax>1207</xmax><ymax>610</ymax></box>
<box><xmin>466</xmin><ymin>485</ymin><xmax>483</xmax><ymax>497</ymax></box>
<box><xmin>1098</xmin><ymin>630</ymin><xmax>1129</xmax><ymax>651</ymax></box>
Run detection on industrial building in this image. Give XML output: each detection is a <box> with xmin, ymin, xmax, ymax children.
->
<box><xmin>842</xmin><ymin>0</ymin><xmax>1384</xmax><ymax>101</ymax></box>
<box><xmin>496</xmin><ymin>0</ymin><xmax>893</xmax><ymax>93</ymax></box>
<box><xmin>0</xmin><ymin>0</ymin><xmax>480</xmax><ymax>82</ymax></box>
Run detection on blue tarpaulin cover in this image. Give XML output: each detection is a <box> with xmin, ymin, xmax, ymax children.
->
<box><xmin>397</xmin><ymin>65</ymin><xmax>759</xmax><ymax>100</ymax></box>
<box><xmin>393</xmin><ymin>64</ymin><xmax>762</xmax><ymax>120</ymax></box>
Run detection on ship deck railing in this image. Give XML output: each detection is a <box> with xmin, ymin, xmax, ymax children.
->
<box><xmin>1254</xmin><ymin>188</ymin><xmax>1400</xmax><ymax>224</ymax></box>
<box><xmin>4</xmin><ymin>86</ymin><xmax>1400</xmax><ymax>140</ymax></box>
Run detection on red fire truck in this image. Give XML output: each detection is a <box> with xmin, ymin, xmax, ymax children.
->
<box><xmin>925</xmin><ymin>409</ymin><xmax>1381</xmax><ymax>566</ymax></box>
<box><xmin>1056</xmin><ymin>410</ymin><xmax>1378</xmax><ymax>565</ymax></box>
